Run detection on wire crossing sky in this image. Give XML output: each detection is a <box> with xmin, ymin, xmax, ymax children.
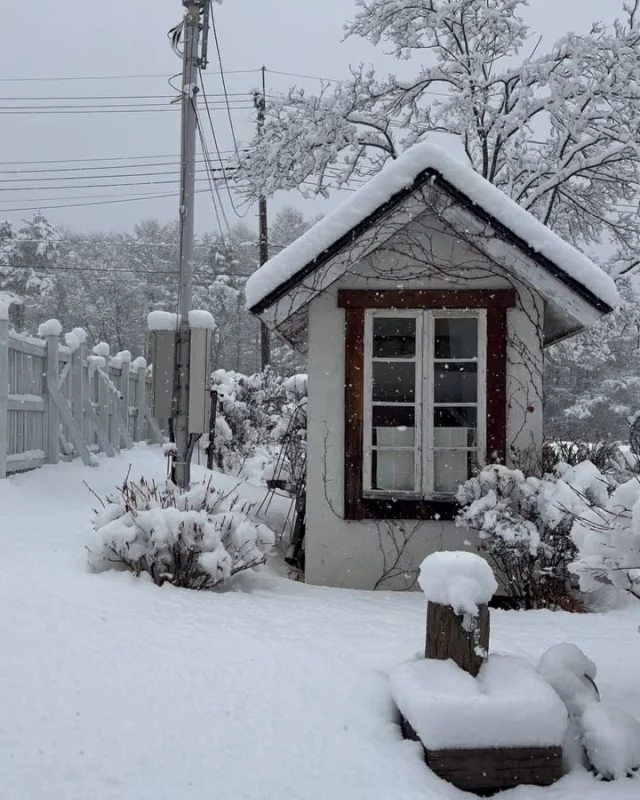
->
<box><xmin>0</xmin><ymin>0</ymin><xmax>616</xmax><ymax>233</ymax></box>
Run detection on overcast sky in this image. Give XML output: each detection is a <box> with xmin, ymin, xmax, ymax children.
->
<box><xmin>0</xmin><ymin>0</ymin><xmax>618</xmax><ymax>236</ymax></box>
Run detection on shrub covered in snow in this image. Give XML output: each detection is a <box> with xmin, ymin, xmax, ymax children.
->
<box><xmin>212</xmin><ymin>368</ymin><xmax>308</xmax><ymax>485</ymax></box>
<box><xmin>88</xmin><ymin>477</ymin><xmax>276</xmax><ymax>590</ymax></box>
<box><xmin>457</xmin><ymin>462</ymin><xmax>612</xmax><ymax>609</ymax></box>
<box><xmin>570</xmin><ymin>477</ymin><xmax>640</xmax><ymax>602</ymax></box>
<box><xmin>212</xmin><ymin>367</ymin><xmax>289</xmax><ymax>474</ymax></box>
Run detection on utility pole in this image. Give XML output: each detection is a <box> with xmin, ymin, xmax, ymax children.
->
<box><xmin>255</xmin><ymin>66</ymin><xmax>271</xmax><ymax>370</ymax></box>
<box><xmin>172</xmin><ymin>0</ymin><xmax>204</xmax><ymax>489</ymax></box>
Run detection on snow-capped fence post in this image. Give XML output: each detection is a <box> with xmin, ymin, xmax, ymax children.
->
<box><xmin>43</xmin><ymin>326</ymin><xmax>61</xmax><ymax>465</ymax></box>
<box><xmin>0</xmin><ymin>311</ymin><xmax>9</xmax><ymax>479</ymax></box>
<box><xmin>420</xmin><ymin>552</ymin><xmax>497</xmax><ymax>678</ymax></box>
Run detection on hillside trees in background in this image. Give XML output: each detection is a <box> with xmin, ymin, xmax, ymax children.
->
<box><xmin>0</xmin><ymin>206</ymin><xmax>313</xmax><ymax>376</ymax></box>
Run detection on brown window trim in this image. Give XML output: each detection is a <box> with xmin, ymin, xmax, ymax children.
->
<box><xmin>338</xmin><ymin>288</ymin><xmax>516</xmax><ymax>310</ymax></box>
<box><xmin>343</xmin><ymin>290</ymin><xmax>512</xmax><ymax>522</ymax></box>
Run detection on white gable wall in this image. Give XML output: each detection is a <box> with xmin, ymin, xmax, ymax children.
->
<box><xmin>304</xmin><ymin>212</ymin><xmax>544</xmax><ymax>590</ymax></box>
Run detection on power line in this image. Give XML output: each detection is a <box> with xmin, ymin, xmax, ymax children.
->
<box><xmin>0</xmin><ymin>150</ymin><xmax>238</xmax><ymax>166</ymax></box>
<box><xmin>0</xmin><ymin>165</ymin><xmax>236</xmax><ymax>184</ymax></box>
<box><xmin>0</xmin><ymin>188</ymin><xmax>212</xmax><ymax>213</ymax></box>
<box><xmin>0</xmin><ymin>70</ymin><xmax>262</xmax><ymax>83</ymax></box>
<box><xmin>210</xmin><ymin>10</ymin><xmax>242</xmax><ymax>158</ymax></box>
<box><xmin>199</xmin><ymin>68</ymin><xmax>247</xmax><ymax>219</ymax></box>
<box><xmin>0</xmin><ymin>158</ymin><xmax>228</xmax><ymax>175</ymax></box>
<box><xmin>0</xmin><ymin>105</ymin><xmax>254</xmax><ymax>116</ymax></box>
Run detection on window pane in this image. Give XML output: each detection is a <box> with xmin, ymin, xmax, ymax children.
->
<box><xmin>373</xmin><ymin>317</ymin><xmax>416</xmax><ymax>358</ymax></box>
<box><xmin>434</xmin><ymin>362</ymin><xmax>477</xmax><ymax>403</ymax></box>
<box><xmin>433</xmin><ymin>450</ymin><xmax>476</xmax><ymax>494</ymax></box>
<box><xmin>372</xmin><ymin>449</ymin><xmax>415</xmax><ymax>491</ymax></box>
<box><xmin>435</xmin><ymin>318</ymin><xmax>478</xmax><ymax>359</ymax></box>
<box><xmin>373</xmin><ymin>406</ymin><xmax>415</xmax><ymax>447</ymax></box>
<box><xmin>373</xmin><ymin>361</ymin><xmax>415</xmax><ymax>402</ymax></box>
<box><xmin>434</xmin><ymin>407</ymin><xmax>477</xmax><ymax>447</ymax></box>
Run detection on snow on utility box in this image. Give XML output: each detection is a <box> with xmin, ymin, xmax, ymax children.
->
<box><xmin>391</xmin><ymin>552</ymin><xmax>565</xmax><ymax>794</ymax></box>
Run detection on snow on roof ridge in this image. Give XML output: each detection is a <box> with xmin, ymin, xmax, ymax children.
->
<box><xmin>245</xmin><ymin>143</ymin><xmax>619</xmax><ymax>312</ymax></box>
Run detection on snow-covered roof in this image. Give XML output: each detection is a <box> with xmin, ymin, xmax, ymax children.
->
<box><xmin>246</xmin><ymin>143</ymin><xmax>619</xmax><ymax>313</ymax></box>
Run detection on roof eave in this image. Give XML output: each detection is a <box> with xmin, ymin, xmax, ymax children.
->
<box><xmin>249</xmin><ymin>168</ymin><xmax>613</xmax><ymax>320</ymax></box>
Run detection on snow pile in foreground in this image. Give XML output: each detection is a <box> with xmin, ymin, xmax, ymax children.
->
<box><xmin>245</xmin><ymin>142</ymin><xmax>618</xmax><ymax>310</ymax></box>
<box><xmin>0</xmin><ymin>446</ymin><xmax>639</xmax><ymax>800</ymax></box>
<box><xmin>582</xmin><ymin>704</ymin><xmax>640</xmax><ymax>780</ymax></box>
<box><xmin>418</xmin><ymin>551</ymin><xmax>497</xmax><ymax>615</ymax></box>
<box><xmin>88</xmin><ymin>477</ymin><xmax>276</xmax><ymax>589</ymax></box>
<box><xmin>391</xmin><ymin>654</ymin><xmax>567</xmax><ymax>750</ymax></box>
<box><xmin>537</xmin><ymin>643</ymin><xmax>640</xmax><ymax>779</ymax></box>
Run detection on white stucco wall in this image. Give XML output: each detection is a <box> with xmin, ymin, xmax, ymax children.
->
<box><xmin>304</xmin><ymin>212</ymin><xmax>544</xmax><ymax>590</ymax></box>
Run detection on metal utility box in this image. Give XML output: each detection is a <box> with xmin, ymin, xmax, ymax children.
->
<box><xmin>150</xmin><ymin>332</ymin><xmax>175</xmax><ymax>421</ymax></box>
<box><xmin>188</xmin><ymin>328</ymin><xmax>212</xmax><ymax>434</ymax></box>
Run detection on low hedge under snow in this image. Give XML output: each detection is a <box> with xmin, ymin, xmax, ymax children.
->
<box><xmin>88</xmin><ymin>477</ymin><xmax>276</xmax><ymax>590</ymax></box>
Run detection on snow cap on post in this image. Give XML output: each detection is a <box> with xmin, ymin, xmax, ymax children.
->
<box><xmin>0</xmin><ymin>292</ymin><xmax>15</xmax><ymax>321</ymax></box>
<box><xmin>188</xmin><ymin>309</ymin><xmax>216</xmax><ymax>330</ymax></box>
<box><xmin>147</xmin><ymin>310</ymin><xmax>179</xmax><ymax>332</ymax></box>
<box><xmin>64</xmin><ymin>327</ymin><xmax>88</xmax><ymax>352</ymax></box>
<box><xmin>37</xmin><ymin>319</ymin><xmax>62</xmax><ymax>338</ymax></box>
<box><xmin>132</xmin><ymin>356</ymin><xmax>147</xmax><ymax>371</ymax></box>
<box><xmin>92</xmin><ymin>341</ymin><xmax>110</xmax><ymax>357</ymax></box>
<box><xmin>419</xmin><ymin>551</ymin><xmax>497</xmax><ymax>616</ymax></box>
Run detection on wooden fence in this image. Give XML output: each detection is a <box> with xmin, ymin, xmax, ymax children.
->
<box><xmin>0</xmin><ymin>317</ymin><xmax>164</xmax><ymax>478</ymax></box>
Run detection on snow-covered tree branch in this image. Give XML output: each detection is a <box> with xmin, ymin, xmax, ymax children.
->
<box><xmin>237</xmin><ymin>0</ymin><xmax>640</xmax><ymax>253</ymax></box>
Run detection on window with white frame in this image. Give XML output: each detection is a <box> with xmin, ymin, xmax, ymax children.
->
<box><xmin>362</xmin><ymin>309</ymin><xmax>487</xmax><ymax>497</ymax></box>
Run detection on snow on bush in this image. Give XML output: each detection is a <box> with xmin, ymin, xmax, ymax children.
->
<box><xmin>88</xmin><ymin>477</ymin><xmax>276</xmax><ymax>590</ymax></box>
<box><xmin>418</xmin><ymin>551</ymin><xmax>497</xmax><ymax>615</ymax></box>
<box><xmin>570</xmin><ymin>477</ymin><xmax>640</xmax><ymax>602</ymax></box>
<box><xmin>212</xmin><ymin>367</ymin><xmax>307</xmax><ymax>480</ymax></box>
<box><xmin>457</xmin><ymin>462</ymin><xmax>612</xmax><ymax>609</ymax></box>
<box><xmin>537</xmin><ymin>643</ymin><xmax>640</xmax><ymax>779</ymax></box>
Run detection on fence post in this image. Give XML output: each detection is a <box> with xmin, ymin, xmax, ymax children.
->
<box><xmin>72</xmin><ymin>341</ymin><xmax>85</xmax><ymax>437</ymax></box>
<box><xmin>120</xmin><ymin>356</ymin><xmax>131</xmax><ymax>446</ymax></box>
<box><xmin>96</xmin><ymin>367</ymin><xmax>112</xmax><ymax>453</ymax></box>
<box><xmin>44</xmin><ymin>333</ymin><xmax>60</xmax><ymax>465</ymax></box>
<box><xmin>0</xmin><ymin>316</ymin><xmax>9</xmax><ymax>478</ymax></box>
<box><xmin>134</xmin><ymin>358</ymin><xmax>147</xmax><ymax>442</ymax></box>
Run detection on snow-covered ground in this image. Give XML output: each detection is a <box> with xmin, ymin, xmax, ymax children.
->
<box><xmin>0</xmin><ymin>445</ymin><xmax>638</xmax><ymax>800</ymax></box>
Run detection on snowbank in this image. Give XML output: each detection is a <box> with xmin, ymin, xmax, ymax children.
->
<box><xmin>418</xmin><ymin>551</ymin><xmax>497</xmax><ymax>615</ymax></box>
<box><xmin>245</xmin><ymin>143</ymin><xmax>619</xmax><ymax>311</ymax></box>
<box><xmin>391</xmin><ymin>655</ymin><xmax>567</xmax><ymax>750</ymax></box>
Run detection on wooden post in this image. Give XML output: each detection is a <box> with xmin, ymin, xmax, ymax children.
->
<box><xmin>97</xmin><ymin>367</ymin><xmax>112</xmax><ymax>454</ymax></box>
<box><xmin>134</xmin><ymin>359</ymin><xmax>147</xmax><ymax>442</ymax></box>
<box><xmin>0</xmin><ymin>316</ymin><xmax>9</xmax><ymax>478</ymax></box>
<box><xmin>120</xmin><ymin>358</ymin><xmax>131</xmax><ymax>446</ymax></box>
<box><xmin>44</xmin><ymin>333</ymin><xmax>60</xmax><ymax>465</ymax></box>
<box><xmin>72</xmin><ymin>341</ymin><xmax>85</xmax><ymax>438</ymax></box>
<box><xmin>206</xmin><ymin>389</ymin><xmax>218</xmax><ymax>470</ymax></box>
<box><xmin>425</xmin><ymin>602</ymin><xmax>490</xmax><ymax>678</ymax></box>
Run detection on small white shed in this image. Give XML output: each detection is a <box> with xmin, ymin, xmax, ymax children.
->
<box><xmin>247</xmin><ymin>144</ymin><xmax>618</xmax><ymax>590</ymax></box>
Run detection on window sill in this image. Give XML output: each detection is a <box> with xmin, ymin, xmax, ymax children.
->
<box><xmin>348</xmin><ymin>496</ymin><xmax>460</xmax><ymax>522</ymax></box>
